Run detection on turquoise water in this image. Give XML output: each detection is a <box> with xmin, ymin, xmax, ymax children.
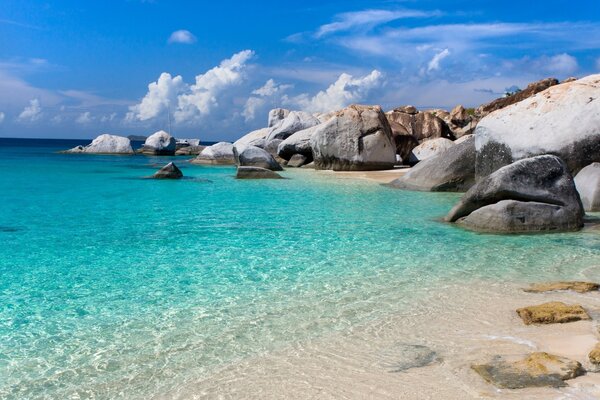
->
<box><xmin>2</xmin><ymin>139</ymin><xmax>600</xmax><ymax>399</ymax></box>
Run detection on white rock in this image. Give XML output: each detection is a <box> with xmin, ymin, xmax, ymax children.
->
<box><xmin>408</xmin><ymin>138</ymin><xmax>455</xmax><ymax>164</ymax></box>
<box><xmin>268</xmin><ymin>108</ymin><xmax>290</xmax><ymax>128</ymax></box>
<box><xmin>65</xmin><ymin>134</ymin><xmax>133</xmax><ymax>154</ymax></box>
<box><xmin>191</xmin><ymin>142</ymin><xmax>235</xmax><ymax>165</ymax></box>
<box><xmin>143</xmin><ymin>130</ymin><xmax>176</xmax><ymax>154</ymax></box>
<box><xmin>233</xmin><ymin>144</ymin><xmax>282</xmax><ymax>171</ymax></box>
<box><xmin>277</xmin><ymin>124</ymin><xmax>321</xmax><ymax>160</ymax></box>
<box><xmin>234</xmin><ymin>127</ymin><xmax>273</xmax><ymax>147</ymax></box>
<box><xmin>267</xmin><ymin>111</ymin><xmax>320</xmax><ymax>141</ymax></box>
<box><xmin>575</xmin><ymin>163</ymin><xmax>600</xmax><ymax>212</ymax></box>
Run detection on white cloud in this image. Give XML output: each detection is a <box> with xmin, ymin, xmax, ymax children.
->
<box><xmin>76</xmin><ymin>111</ymin><xmax>93</xmax><ymax>124</ymax></box>
<box><xmin>127</xmin><ymin>72</ymin><xmax>186</xmax><ymax>121</ymax></box>
<box><xmin>427</xmin><ymin>48</ymin><xmax>450</xmax><ymax>72</ymax></box>
<box><xmin>100</xmin><ymin>113</ymin><xmax>117</xmax><ymax>123</ymax></box>
<box><xmin>168</xmin><ymin>30</ymin><xmax>197</xmax><ymax>44</ymax></box>
<box><xmin>545</xmin><ymin>53</ymin><xmax>578</xmax><ymax>75</ymax></box>
<box><xmin>18</xmin><ymin>98</ymin><xmax>42</xmax><ymax>122</ymax></box>
<box><xmin>252</xmin><ymin>79</ymin><xmax>292</xmax><ymax>96</ymax></box>
<box><xmin>242</xmin><ymin>97</ymin><xmax>266</xmax><ymax>122</ymax></box>
<box><xmin>289</xmin><ymin>70</ymin><xmax>383</xmax><ymax>113</ymax></box>
<box><xmin>243</xmin><ymin>79</ymin><xmax>293</xmax><ymax>121</ymax></box>
<box><xmin>0</xmin><ymin>111</ymin><xmax>4</xmax><ymax>124</ymax></box>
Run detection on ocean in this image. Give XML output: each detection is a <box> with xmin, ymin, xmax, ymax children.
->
<box><xmin>2</xmin><ymin>138</ymin><xmax>600</xmax><ymax>399</ymax></box>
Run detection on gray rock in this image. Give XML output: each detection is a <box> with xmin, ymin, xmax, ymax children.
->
<box><xmin>267</xmin><ymin>111</ymin><xmax>321</xmax><ymax>141</ymax></box>
<box><xmin>575</xmin><ymin>163</ymin><xmax>600</xmax><ymax>211</ymax></box>
<box><xmin>175</xmin><ymin>145</ymin><xmax>205</xmax><ymax>156</ymax></box>
<box><xmin>388</xmin><ymin>121</ymin><xmax>419</xmax><ymax>164</ymax></box>
<box><xmin>175</xmin><ymin>138</ymin><xmax>201</xmax><ymax>147</ymax></box>
<box><xmin>141</xmin><ymin>130</ymin><xmax>177</xmax><ymax>155</ymax></box>
<box><xmin>446</xmin><ymin>155</ymin><xmax>584</xmax><ymax>233</ymax></box>
<box><xmin>277</xmin><ymin>124</ymin><xmax>320</xmax><ymax>161</ymax></box>
<box><xmin>234</xmin><ymin>144</ymin><xmax>283</xmax><ymax>171</ymax></box>
<box><xmin>268</xmin><ymin>108</ymin><xmax>290</xmax><ymax>128</ymax></box>
<box><xmin>476</xmin><ymin>77</ymin><xmax>559</xmax><ymax>116</ymax></box>
<box><xmin>234</xmin><ymin>127</ymin><xmax>273</xmax><ymax>147</ymax></box>
<box><xmin>310</xmin><ymin>105</ymin><xmax>396</xmax><ymax>171</ymax></box>
<box><xmin>152</xmin><ymin>162</ymin><xmax>183</xmax><ymax>179</ymax></box>
<box><xmin>191</xmin><ymin>142</ymin><xmax>236</xmax><ymax>165</ymax></box>
<box><xmin>386</xmin><ymin>108</ymin><xmax>452</xmax><ymax>143</ymax></box>
<box><xmin>475</xmin><ymin>74</ymin><xmax>600</xmax><ymax>179</ymax></box>
<box><xmin>408</xmin><ymin>138</ymin><xmax>455</xmax><ymax>164</ymax></box>
<box><xmin>236</xmin><ymin>166</ymin><xmax>283</xmax><ymax>179</ymax></box>
<box><xmin>388</xmin><ymin>136</ymin><xmax>475</xmax><ymax>192</ymax></box>
<box><xmin>64</xmin><ymin>134</ymin><xmax>134</xmax><ymax>154</ymax></box>
<box><xmin>287</xmin><ymin>154</ymin><xmax>307</xmax><ymax>168</ymax></box>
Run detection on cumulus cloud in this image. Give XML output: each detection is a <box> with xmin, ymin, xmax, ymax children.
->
<box><xmin>252</xmin><ymin>79</ymin><xmax>292</xmax><ymax>97</ymax></box>
<box><xmin>243</xmin><ymin>79</ymin><xmax>293</xmax><ymax>121</ymax></box>
<box><xmin>76</xmin><ymin>111</ymin><xmax>93</xmax><ymax>124</ymax></box>
<box><xmin>127</xmin><ymin>72</ymin><xmax>186</xmax><ymax>121</ymax></box>
<box><xmin>168</xmin><ymin>30</ymin><xmax>197</xmax><ymax>44</ymax></box>
<box><xmin>545</xmin><ymin>53</ymin><xmax>578</xmax><ymax>75</ymax></box>
<box><xmin>18</xmin><ymin>98</ymin><xmax>42</xmax><ymax>122</ymax></box>
<box><xmin>289</xmin><ymin>70</ymin><xmax>383</xmax><ymax>113</ymax></box>
<box><xmin>100</xmin><ymin>113</ymin><xmax>117</xmax><ymax>123</ymax></box>
<box><xmin>427</xmin><ymin>48</ymin><xmax>450</xmax><ymax>72</ymax></box>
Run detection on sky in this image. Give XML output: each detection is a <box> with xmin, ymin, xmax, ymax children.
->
<box><xmin>1</xmin><ymin>0</ymin><xmax>599</xmax><ymax>140</ymax></box>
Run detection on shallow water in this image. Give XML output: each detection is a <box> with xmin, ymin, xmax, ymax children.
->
<box><xmin>1</xmin><ymin>138</ymin><xmax>600</xmax><ymax>399</ymax></box>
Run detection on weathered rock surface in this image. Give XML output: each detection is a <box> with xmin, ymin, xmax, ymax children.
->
<box><xmin>446</xmin><ymin>155</ymin><xmax>584</xmax><ymax>233</ymax></box>
<box><xmin>236</xmin><ymin>166</ymin><xmax>283</xmax><ymax>179</ymax></box>
<box><xmin>175</xmin><ymin>138</ymin><xmax>201</xmax><ymax>148</ymax></box>
<box><xmin>267</xmin><ymin>111</ymin><xmax>320</xmax><ymax>141</ymax></box>
<box><xmin>234</xmin><ymin>127</ymin><xmax>273</xmax><ymax>147</ymax></box>
<box><xmin>234</xmin><ymin>144</ymin><xmax>283</xmax><ymax>171</ymax></box>
<box><xmin>408</xmin><ymin>138</ymin><xmax>455</xmax><ymax>164</ymax></box>
<box><xmin>475</xmin><ymin>74</ymin><xmax>600</xmax><ymax>179</ymax></box>
<box><xmin>516</xmin><ymin>302</ymin><xmax>590</xmax><ymax>325</ymax></box>
<box><xmin>388</xmin><ymin>121</ymin><xmax>419</xmax><ymax>164</ymax></box>
<box><xmin>575</xmin><ymin>163</ymin><xmax>600</xmax><ymax>212</ymax></box>
<box><xmin>152</xmin><ymin>162</ymin><xmax>183</xmax><ymax>179</ymax></box>
<box><xmin>141</xmin><ymin>130</ymin><xmax>177</xmax><ymax>155</ymax></box>
<box><xmin>268</xmin><ymin>108</ymin><xmax>290</xmax><ymax>128</ymax></box>
<box><xmin>64</xmin><ymin>134</ymin><xmax>133</xmax><ymax>154</ymax></box>
<box><xmin>175</xmin><ymin>145</ymin><xmax>205</xmax><ymax>156</ymax></box>
<box><xmin>277</xmin><ymin>125</ymin><xmax>320</xmax><ymax>161</ymax></box>
<box><xmin>589</xmin><ymin>344</ymin><xmax>600</xmax><ymax>365</ymax></box>
<box><xmin>191</xmin><ymin>142</ymin><xmax>236</xmax><ymax>165</ymax></box>
<box><xmin>524</xmin><ymin>281</ymin><xmax>600</xmax><ymax>294</ymax></box>
<box><xmin>388</xmin><ymin>136</ymin><xmax>475</xmax><ymax>192</ymax></box>
<box><xmin>472</xmin><ymin>352</ymin><xmax>585</xmax><ymax>389</ymax></box>
<box><xmin>386</xmin><ymin>108</ymin><xmax>452</xmax><ymax>143</ymax></box>
<box><xmin>287</xmin><ymin>154</ymin><xmax>307</xmax><ymax>168</ymax></box>
<box><xmin>477</xmin><ymin>77</ymin><xmax>559</xmax><ymax>115</ymax></box>
<box><xmin>310</xmin><ymin>105</ymin><xmax>396</xmax><ymax>171</ymax></box>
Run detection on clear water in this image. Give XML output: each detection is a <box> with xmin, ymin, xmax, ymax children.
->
<box><xmin>1</xmin><ymin>138</ymin><xmax>600</xmax><ymax>399</ymax></box>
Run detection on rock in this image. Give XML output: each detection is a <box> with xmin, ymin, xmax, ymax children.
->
<box><xmin>388</xmin><ymin>136</ymin><xmax>475</xmax><ymax>192</ymax></box>
<box><xmin>175</xmin><ymin>138</ymin><xmax>201</xmax><ymax>147</ymax></box>
<box><xmin>386</xmin><ymin>108</ymin><xmax>451</xmax><ymax>144</ymax></box>
<box><xmin>589</xmin><ymin>343</ymin><xmax>600</xmax><ymax>365</ymax></box>
<box><xmin>277</xmin><ymin>125</ymin><xmax>320</xmax><ymax>161</ymax></box>
<box><xmin>472</xmin><ymin>352</ymin><xmax>585</xmax><ymax>389</ymax></box>
<box><xmin>262</xmin><ymin>139</ymin><xmax>283</xmax><ymax>157</ymax></box>
<box><xmin>476</xmin><ymin>77</ymin><xmax>559</xmax><ymax>115</ymax></box>
<box><xmin>236</xmin><ymin>166</ymin><xmax>283</xmax><ymax>179</ymax></box>
<box><xmin>314</xmin><ymin>110</ymin><xmax>338</xmax><ymax>123</ymax></box>
<box><xmin>191</xmin><ymin>142</ymin><xmax>236</xmax><ymax>165</ymax></box>
<box><xmin>268</xmin><ymin>108</ymin><xmax>290</xmax><ymax>128</ymax></box>
<box><xmin>152</xmin><ymin>162</ymin><xmax>183</xmax><ymax>179</ymax></box>
<box><xmin>267</xmin><ymin>111</ymin><xmax>320</xmax><ymax>141</ymax></box>
<box><xmin>516</xmin><ymin>302</ymin><xmax>590</xmax><ymax>325</ymax></box>
<box><xmin>446</xmin><ymin>155</ymin><xmax>584</xmax><ymax>233</ymax></box>
<box><xmin>450</xmin><ymin>105</ymin><xmax>469</xmax><ymax>125</ymax></box>
<box><xmin>310</xmin><ymin>104</ymin><xmax>396</xmax><ymax>171</ymax></box>
<box><xmin>454</xmin><ymin>134</ymin><xmax>473</xmax><ymax>145</ymax></box>
<box><xmin>389</xmin><ymin>121</ymin><xmax>419</xmax><ymax>164</ymax></box>
<box><xmin>234</xmin><ymin>127</ymin><xmax>273</xmax><ymax>147</ymax></box>
<box><xmin>376</xmin><ymin>343</ymin><xmax>439</xmax><ymax>373</ymax></box>
<box><xmin>475</xmin><ymin>74</ymin><xmax>600</xmax><ymax>179</ymax></box>
<box><xmin>563</xmin><ymin>77</ymin><xmax>578</xmax><ymax>83</ymax></box>
<box><xmin>287</xmin><ymin>154</ymin><xmax>307</xmax><ymax>168</ymax></box>
<box><xmin>63</xmin><ymin>134</ymin><xmax>134</xmax><ymax>154</ymax></box>
<box><xmin>524</xmin><ymin>281</ymin><xmax>600</xmax><ymax>293</ymax></box>
<box><xmin>301</xmin><ymin>161</ymin><xmax>315</xmax><ymax>169</ymax></box>
<box><xmin>141</xmin><ymin>130</ymin><xmax>176</xmax><ymax>155</ymax></box>
<box><xmin>396</xmin><ymin>105</ymin><xmax>418</xmax><ymax>115</ymax></box>
<box><xmin>408</xmin><ymin>138</ymin><xmax>455</xmax><ymax>164</ymax></box>
<box><xmin>234</xmin><ymin>144</ymin><xmax>283</xmax><ymax>171</ymax></box>
<box><xmin>175</xmin><ymin>145</ymin><xmax>205</xmax><ymax>156</ymax></box>
<box><xmin>575</xmin><ymin>163</ymin><xmax>600</xmax><ymax>212</ymax></box>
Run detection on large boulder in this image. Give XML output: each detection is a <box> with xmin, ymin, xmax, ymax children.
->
<box><xmin>408</xmin><ymin>138</ymin><xmax>455</xmax><ymax>164</ymax></box>
<box><xmin>389</xmin><ymin>121</ymin><xmax>419</xmax><ymax>164</ymax></box>
<box><xmin>287</xmin><ymin>154</ymin><xmax>307</xmax><ymax>168</ymax></box>
<box><xmin>152</xmin><ymin>162</ymin><xmax>183</xmax><ymax>179</ymax></box>
<box><xmin>64</xmin><ymin>134</ymin><xmax>133</xmax><ymax>154</ymax></box>
<box><xmin>386</xmin><ymin>108</ymin><xmax>452</xmax><ymax>143</ymax></box>
<box><xmin>388</xmin><ymin>136</ymin><xmax>475</xmax><ymax>192</ymax></box>
<box><xmin>477</xmin><ymin>77</ymin><xmax>559</xmax><ymax>115</ymax></box>
<box><xmin>236</xmin><ymin>166</ymin><xmax>283</xmax><ymax>179</ymax></box>
<box><xmin>475</xmin><ymin>74</ymin><xmax>600</xmax><ymax>179</ymax></box>
<box><xmin>268</xmin><ymin>108</ymin><xmax>290</xmax><ymax>128</ymax></box>
<box><xmin>277</xmin><ymin>125</ymin><xmax>320</xmax><ymax>161</ymax></box>
<box><xmin>234</xmin><ymin>144</ymin><xmax>283</xmax><ymax>171</ymax></box>
<box><xmin>141</xmin><ymin>130</ymin><xmax>176</xmax><ymax>155</ymax></box>
<box><xmin>233</xmin><ymin>127</ymin><xmax>273</xmax><ymax>147</ymax></box>
<box><xmin>574</xmin><ymin>163</ymin><xmax>600</xmax><ymax>212</ymax></box>
<box><xmin>267</xmin><ymin>111</ymin><xmax>321</xmax><ymax>141</ymax></box>
<box><xmin>191</xmin><ymin>142</ymin><xmax>235</xmax><ymax>165</ymax></box>
<box><xmin>445</xmin><ymin>155</ymin><xmax>584</xmax><ymax>233</ymax></box>
<box><xmin>310</xmin><ymin>105</ymin><xmax>396</xmax><ymax>171</ymax></box>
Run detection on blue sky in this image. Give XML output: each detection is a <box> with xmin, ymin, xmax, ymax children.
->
<box><xmin>1</xmin><ymin>0</ymin><xmax>599</xmax><ymax>140</ymax></box>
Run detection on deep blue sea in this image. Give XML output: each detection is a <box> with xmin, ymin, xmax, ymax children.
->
<box><xmin>2</xmin><ymin>138</ymin><xmax>600</xmax><ymax>399</ymax></box>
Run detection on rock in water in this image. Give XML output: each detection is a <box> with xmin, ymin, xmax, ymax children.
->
<box><xmin>141</xmin><ymin>130</ymin><xmax>177</xmax><ymax>155</ymax></box>
<box><xmin>589</xmin><ymin>344</ymin><xmax>600</xmax><ymax>365</ymax></box>
<box><xmin>516</xmin><ymin>302</ymin><xmax>590</xmax><ymax>325</ymax></box>
<box><xmin>445</xmin><ymin>155</ymin><xmax>584</xmax><ymax>233</ymax></box>
<box><xmin>234</xmin><ymin>144</ymin><xmax>283</xmax><ymax>171</ymax></box>
<box><xmin>472</xmin><ymin>352</ymin><xmax>585</xmax><ymax>389</ymax></box>
<box><xmin>236</xmin><ymin>166</ymin><xmax>283</xmax><ymax>179</ymax></box>
<box><xmin>310</xmin><ymin>104</ymin><xmax>396</xmax><ymax>171</ymax></box>
<box><xmin>524</xmin><ymin>281</ymin><xmax>600</xmax><ymax>293</ymax></box>
<box><xmin>575</xmin><ymin>163</ymin><xmax>600</xmax><ymax>212</ymax></box>
<box><xmin>388</xmin><ymin>136</ymin><xmax>475</xmax><ymax>192</ymax></box>
<box><xmin>64</xmin><ymin>134</ymin><xmax>133</xmax><ymax>154</ymax></box>
<box><xmin>192</xmin><ymin>142</ymin><xmax>236</xmax><ymax>165</ymax></box>
<box><xmin>152</xmin><ymin>162</ymin><xmax>183</xmax><ymax>179</ymax></box>
<box><xmin>408</xmin><ymin>137</ymin><xmax>455</xmax><ymax>164</ymax></box>
<box><xmin>475</xmin><ymin>74</ymin><xmax>600</xmax><ymax>179</ymax></box>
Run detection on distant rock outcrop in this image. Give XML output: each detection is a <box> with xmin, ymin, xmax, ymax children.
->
<box><xmin>140</xmin><ymin>131</ymin><xmax>177</xmax><ymax>155</ymax></box>
<box><xmin>476</xmin><ymin>77</ymin><xmax>559</xmax><ymax>115</ymax></box>
<box><xmin>64</xmin><ymin>134</ymin><xmax>134</xmax><ymax>154</ymax></box>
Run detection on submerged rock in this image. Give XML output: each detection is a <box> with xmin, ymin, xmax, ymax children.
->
<box><xmin>524</xmin><ymin>281</ymin><xmax>600</xmax><ymax>294</ymax></box>
<box><xmin>516</xmin><ymin>302</ymin><xmax>590</xmax><ymax>325</ymax></box>
<box><xmin>152</xmin><ymin>162</ymin><xmax>183</xmax><ymax>179</ymax></box>
<box><xmin>63</xmin><ymin>134</ymin><xmax>133</xmax><ymax>154</ymax></box>
<box><xmin>589</xmin><ymin>344</ymin><xmax>600</xmax><ymax>365</ymax></box>
<box><xmin>376</xmin><ymin>343</ymin><xmax>439</xmax><ymax>373</ymax></box>
<box><xmin>310</xmin><ymin>104</ymin><xmax>396</xmax><ymax>171</ymax></box>
<box><xmin>236</xmin><ymin>166</ymin><xmax>283</xmax><ymax>179</ymax></box>
<box><xmin>141</xmin><ymin>130</ymin><xmax>177</xmax><ymax>155</ymax></box>
<box><xmin>445</xmin><ymin>155</ymin><xmax>584</xmax><ymax>233</ymax></box>
<box><xmin>575</xmin><ymin>163</ymin><xmax>600</xmax><ymax>212</ymax></box>
<box><xmin>234</xmin><ymin>144</ymin><xmax>283</xmax><ymax>171</ymax></box>
<box><xmin>472</xmin><ymin>352</ymin><xmax>585</xmax><ymax>389</ymax></box>
<box><xmin>192</xmin><ymin>142</ymin><xmax>236</xmax><ymax>165</ymax></box>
